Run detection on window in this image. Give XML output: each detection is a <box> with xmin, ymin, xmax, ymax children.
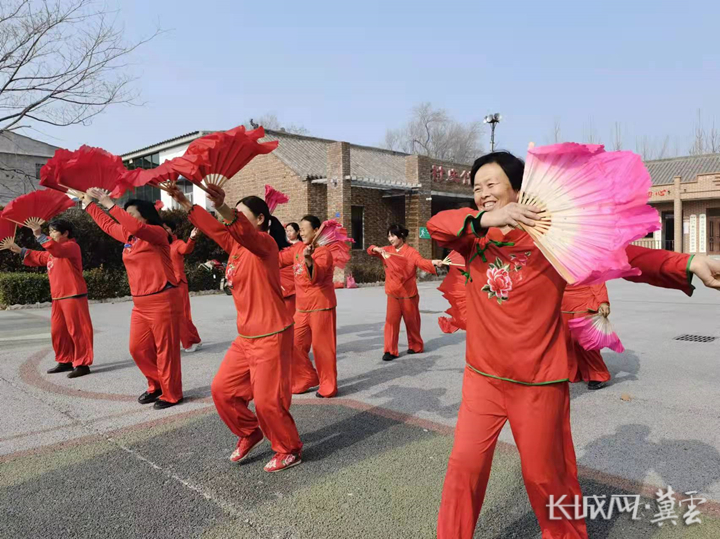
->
<box><xmin>125</xmin><ymin>152</ymin><xmax>160</xmax><ymax>171</ymax></box>
<box><xmin>116</xmin><ymin>184</ymin><xmax>161</xmax><ymax>207</ymax></box>
<box><xmin>173</xmin><ymin>178</ymin><xmax>194</xmax><ymax>208</ymax></box>
<box><xmin>35</xmin><ymin>163</ymin><xmax>43</xmax><ymax>180</ymax></box>
<box><xmin>351</xmin><ymin>206</ymin><xmax>364</xmax><ymax>249</ymax></box>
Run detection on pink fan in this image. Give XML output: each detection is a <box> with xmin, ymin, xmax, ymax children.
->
<box><xmin>40</xmin><ymin>146</ymin><xmax>127</xmax><ymax>198</ymax></box>
<box><xmin>1</xmin><ymin>190</ymin><xmax>75</xmax><ymax>228</ymax></box>
<box><xmin>0</xmin><ymin>218</ymin><xmax>17</xmax><ymax>251</ymax></box>
<box><xmin>568</xmin><ymin>313</ymin><xmax>625</xmax><ymax>353</ymax></box>
<box><xmin>517</xmin><ymin>143</ymin><xmax>659</xmax><ymax>285</ymax></box>
<box><xmin>313</xmin><ymin>219</ymin><xmax>354</xmax><ymax>269</ymax></box>
<box><xmin>265</xmin><ymin>184</ymin><xmax>289</xmax><ymax>213</ymax></box>
<box><xmin>170</xmin><ymin>126</ymin><xmax>278</xmax><ymax>193</ymax></box>
<box><xmin>437</xmin><ymin>265</ymin><xmax>468</xmax><ymax>333</ymax></box>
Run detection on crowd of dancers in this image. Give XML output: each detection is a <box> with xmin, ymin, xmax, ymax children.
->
<box><xmin>6</xmin><ymin>149</ymin><xmax>720</xmax><ymax>538</ymax></box>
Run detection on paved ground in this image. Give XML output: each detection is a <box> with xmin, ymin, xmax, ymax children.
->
<box><xmin>1</xmin><ymin>281</ymin><xmax>719</xmax><ymax>538</ymax></box>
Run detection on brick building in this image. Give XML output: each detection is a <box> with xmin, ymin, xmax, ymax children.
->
<box><xmin>0</xmin><ymin>132</ymin><xmax>60</xmax><ymax>205</ymax></box>
<box><xmin>636</xmin><ymin>154</ymin><xmax>720</xmax><ymax>256</ymax></box>
<box><xmin>121</xmin><ymin>129</ymin><xmax>475</xmax><ymax>280</ymax></box>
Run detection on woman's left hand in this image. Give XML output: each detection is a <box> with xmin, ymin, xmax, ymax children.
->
<box><xmin>432</xmin><ymin>259</ymin><xmax>443</xmax><ymax>267</ymax></box>
<box><xmin>304</xmin><ymin>244</ymin><xmax>315</xmax><ymax>260</ymax></box>
<box><xmin>28</xmin><ymin>223</ymin><xmax>42</xmax><ymax>236</ymax></box>
<box><xmin>190</xmin><ymin>227</ymin><xmax>200</xmax><ymax>240</ymax></box>
<box><xmin>205</xmin><ymin>184</ymin><xmax>226</xmax><ymax>208</ymax></box>
<box><xmin>598</xmin><ymin>303</ymin><xmax>610</xmax><ymax>317</ymax></box>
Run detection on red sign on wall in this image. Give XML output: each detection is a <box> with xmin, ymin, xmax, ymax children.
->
<box><xmin>649</xmin><ymin>189</ymin><xmax>672</xmax><ymax>198</ymax></box>
<box><xmin>432</xmin><ymin>165</ymin><xmax>471</xmax><ymax>185</ymax></box>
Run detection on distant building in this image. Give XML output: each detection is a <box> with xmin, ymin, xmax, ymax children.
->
<box><xmin>122</xmin><ymin>129</ymin><xmax>475</xmax><ymax>276</ymax></box>
<box><xmin>0</xmin><ymin>132</ymin><xmax>60</xmax><ymax>205</ymax></box>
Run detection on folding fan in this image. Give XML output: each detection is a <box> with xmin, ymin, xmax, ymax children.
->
<box><xmin>265</xmin><ymin>184</ymin><xmax>289</xmax><ymax>213</ymax></box>
<box><xmin>40</xmin><ymin>146</ymin><xmax>127</xmax><ymax>198</ymax></box>
<box><xmin>568</xmin><ymin>313</ymin><xmax>625</xmax><ymax>353</ymax></box>
<box><xmin>313</xmin><ymin>219</ymin><xmax>354</xmax><ymax>269</ymax></box>
<box><xmin>516</xmin><ymin>143</ymin><xmax>659</xmax><ymax>285</ymax></box>
<box><xmin>1</xmin><ymin>190</ymin><xmax>75</xmax><ymax>228</ymax></box>
<box><xmin>437</xmin><ymin>265</ymin><xmax>468</xmax><ymax>333</ymax></box>
<box><xmin>170</xmin><ymin>126</ymin><xmax>278</xmax><ymax>193</ymax></box>
<box><xmin>0</xmin><ymin>218</ymin><xmax>17</xmax><ymax>251</ymax></box>
<box><xmin>116</xmin><ymin>155</ymin><xmax>204</xmax><ymax>196</ymax></box>
<box><xmin>441</xmin><ymin>250</ymin><xmax>465</xmax><ymax>267</ymax></box>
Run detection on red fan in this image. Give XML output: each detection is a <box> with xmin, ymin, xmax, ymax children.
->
<box><xmin>441</xmin><ymin>250</ymin><xmax>465</xmax><ymax>267</ymax></box>
<box><xmin>1</xmin><ymin>190</ymin><xmax>75</xmax><ymax>228</ymax></box>
<box><xmin>39</xmin><ymin>148</ymin><xmax>75</xmax><ymax>194</ymax></box>
<box><xmin>0</xmin><ymin>218</ymin><xmax>17</xmax><ymax>251</ymax></box>
<box><xmin>170</xmin><ymin>126</ymin><xmax>278</xmax><ymax>193</ymax></box>
<box><xmin>265</xmin><ymin>184</ymin><xmax>289</xmax><ymax>213</ymax></box>
<box><xmin>40</xmin><ymin>146</ymin><xmax>127</xmax><ymax>198</ymax></box>
<box><xmin>154</xmin><ymin>200</ymin><xmax>164</xmax><ymax>211</ymax></box>
<box><xmin>437</xmin><ymin>266</ymin><xmax>468</xmax><ymax>333</ymax></box>
<box><xmin>568</xmin><ymin>314</ymin><xmax>625</xmax><ymax>353</ymax></box>
<box><xmin>313</xmin><ymin>219</ymin><xmax>354</xmax><ymax>269</ymax></box>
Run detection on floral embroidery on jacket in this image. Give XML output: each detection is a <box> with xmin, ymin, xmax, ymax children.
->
<box><xmin>482</xmin><ymin>258</ymin><xmax>513</xmax><ymax>304</ymax></box>
<box><xmin>225</xmin><ymin>263</ymin><xmax>237</xmax><ymax>289</ymax></box>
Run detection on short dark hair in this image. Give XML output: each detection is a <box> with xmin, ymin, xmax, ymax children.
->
<box><xmin>286</xmin><ymin>222</ymin><xmax>300</xmax><ymax>234</ymax></box>
<box><xmin>387</xmin><ymin>224</ymin><xmax>409</xmax><ymax>239</ymax></box>
<box><xmin>48</xmin><ymin>218</ymin><xmax>74</xmax><ymax>239</ymax></box>
<box><xmin>164</xmin><ymin>217</ymin><xmax>180</xmax><ymax>232</ymax></box>
<box><xmin>470</xmin><ymin>151</ymin><xmax>525</xmax><ymax>191</ymax></box>
<box><xmin>124</xmin><ymin>199</ymin><xmax>164</xmax><ymax>227</ymax></box>
<box><xmin>301</xmin><ymin>215</ymin><xmax>321</xmax><ymax>230</ymax></box>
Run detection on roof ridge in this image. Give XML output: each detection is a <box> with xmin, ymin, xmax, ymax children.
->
<box><xmin>645</xmin><ymin>152</ymin><xmax>720</xmax><ymax>164</ymax></box>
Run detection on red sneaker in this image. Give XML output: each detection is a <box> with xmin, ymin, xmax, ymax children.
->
<box><xmin>230</xmin><ymin>429</ymin><xmax>264</xmax><ymax>463</ymax></box>
<box><xmin>264</xmin><ymin>452</ymin><xmax>302</xmax><ymax>473</ymax></box>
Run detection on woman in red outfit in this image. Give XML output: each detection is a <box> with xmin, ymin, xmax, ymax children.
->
<box><xmin>367</xmin><ymin>224</ymin><xmax>442</xmax><ymax>361</ymax></box>
<box><xmin>280</xmin><ymin>222</ymin><xmax>301</xmax><ymax>315</ymax></box>
<box><xmin>562</xmin><ymin>283</ymin><xmax>612</xmax><ymax>390</ymax></box>
<box><xmin>8</xmin><ymin>219</ymin><xmax>94</xmax><ymax>378</ymax></box>
<box><xmin>428</xmin><ymin>151</ymin><xmax>720</xmax><ymax>539</ymax></box>
<box><xmin>168</xmin><ymin>184</ymin><xmax>303</xmax><ymax>473</ymax></box>
<box><xmin>279</xmin><ymin>216</ymin><xmax>338</xmax><ymax>398</ymax></box>
<box><xmin>83</xmin><ymin>189</ymin><xmax>183</xmax><ymax>410</ymax></box>
<box><xmin>163</xmin><ymin>219</ymin><xmax>203</xmax><ymax>353</ymax></box>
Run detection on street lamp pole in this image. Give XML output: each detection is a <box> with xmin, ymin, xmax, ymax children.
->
<box><xmin>483</xmin><ymin>113</ymin><xmax>502</xmax><ymax>152</ymax></box>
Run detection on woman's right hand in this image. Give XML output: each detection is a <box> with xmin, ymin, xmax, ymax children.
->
<box><xmin>166</xmin><ymin>185</ymin><xmax>193</xmax><ymax>211</ymax></box>
<box><xmin>8</xmin><ymin>242</ymin><xmax>21</xmax><ymax>254</ymax></box>
<box><xmin>205</xmin><ymin>184</ymin><xmax>226</xmax><ymax>208</ymax></box>
<box><xmin>480</xmin><ymin>203</ymin><xmax>542</xmax><ymax>229</ymax></box>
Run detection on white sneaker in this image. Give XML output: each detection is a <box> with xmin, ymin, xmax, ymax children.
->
<box><xmin>184</xmin><ymin>342</ymin><xmax>203</xmax><ymax>353</ymax></box>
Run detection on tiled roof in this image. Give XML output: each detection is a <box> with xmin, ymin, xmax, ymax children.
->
<box><xmin>262</xmin><ymin>131</ymin><xmax>332</xmax><ymax>179</ymax></box>
<box><xmin>349</xmin><ymin>145</ymin><xmax>408</xmax><ymax>184</ymax></box>
<box><xmin>0</xmin><ymin>131</ymin><xmax>59</xmax><ymax>157</ymax></box>
<box><xmin>645</xmin><ymin>153</ymin><xmax>720</xmax><ymax>185</ymax></box>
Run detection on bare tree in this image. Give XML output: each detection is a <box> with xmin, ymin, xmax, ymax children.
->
<box><xmin>708</xmin><ymin>120</ymin><xmax>719</xmax><ymax>153</ymax></box>
<box><xmin>689</xmin><ymin>109</ymin><xmax>707</xmax><ymax>155</ymax></box>
<box><xmin>382</xmin><ymin>102</ymin><xmax>482</xmax><ymax>164</ymax></box>
<box><xmin>635</xmin><ymin>136</ymin><xmax>654</xmax><ymax>161</ymax></box>
<box><xmin>611</xmin><ymin>122</ymin><xmax>623</xmax><ymax>151</ymax></box>
<box><xmin>657</xmin><ymin>135</ymin><xmax>670</xmax><ymax>159</ymax></box>
<box><xmin>582</xmin><ymin>117</ymin><xmax>601</xmax><ymax>145</ymax></box>
<box><xmin>0</xmin><ymin>0</ymin><xmax>160</xmax><ymax>133</ymax></box>
<box><xmin>247</xmin><ymin>113</ymin><xmax>309</xmax><ymax>135</ymax></box>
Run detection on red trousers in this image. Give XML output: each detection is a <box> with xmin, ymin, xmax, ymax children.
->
<box><xmin>51</xmin><ymin>296</ymin><xmax>94</xmax><ymax>367</ymax></box>
<box><xmin>563</xmin><ymin>312</ymin><xmax>611</xmax><ymax>383</ymax></box>
<box><xmin>129</xmin><ymin>287</ymin><xmax>183</xmax><ymax>403</ymax></box>
<box><xmin>292</xmin><ymin>308</ymin><xmax>337</xmax><ymax>397</ymax></box>
<box><xmin>211</xmin><ymin>328</ymin><xmax>302</xmax><ymax>454</ymax></box>
<box><xmin>438</xmin><ymin>368</ymin><xmax>588</xmax><ymax>539</ymax></box>
<box><xmin>384</xmin><ymin>295</ymin><xmax>424</xmax><ymax>356</ymax></box>
<box><xmin>177</xmin><ymin>281</ymin><xmax>201</xmax><ymax>349</ymax></box>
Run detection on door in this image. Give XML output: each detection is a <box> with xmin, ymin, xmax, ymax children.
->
<box><xmin>708</xmin><ymin>216</ymin><xmax>720</xmax><ymax>255</ymax></box>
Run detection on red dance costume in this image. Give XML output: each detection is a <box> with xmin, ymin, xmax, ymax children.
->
<box><xmin>280</xmin><ymin>253</ymin><xmax>297</xmax><ymax>317</ymax></box>
<box><xmin>189</xmin><ymin>206</ymin><xmax>302</xmax><ymax>455</ymax></box>
<box><xmin>562</xmin><ymin>283</ymin><xmax>612</xmax><ymax>383</ymax></box>
<box><xmin>169</xmin><ymin>236</ymin><xmax>202</xmax><ymax>349</ymax></box>
<box><xmin>428</xmin><ymin>208</ymin><xmax>694</xmax><ymax>539</ymax></box>
<box><xmin>367</xmin><ymin>243</ymin><xmax>437</xmax><ymax>356</ymax></box>
<box><xmin>279</xmin><ymin>242</ymin><xmax>338</xmax><ymax>397</ymax></box>
<box><xmin>23</xmin><ymin>238</ymin><xmax>93</xmax><ymax>367</ymax></box>
<box><xmin>86</xmin><ymin>203</ymin><xmax>183</xmax><ymax>403</ymax></box>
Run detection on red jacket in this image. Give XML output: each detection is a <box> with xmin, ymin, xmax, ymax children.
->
<box><xmin>367</xmin><ymin>243</ymin><xmax>437</xmax><ymax>298</ymax></box>
<box><xmin>189</xmin><ymin>205</ymin><xmax>292</xmax><ymax>338</ymax></box>
<box><xmin>562</xmin><ymin>284</ymin><xmax>609</xmax><ymax>314</ymax></box>
<box><xmin>23</xmin><ymin>239</ymin><xmax>87</xmax><ymax>300</ymax></box>
<box><xmin>170</xmin><ymin>236</ymin><xmax>195</xmax><ymax>283</ymax></box>
<box><xmin>428</xmin><ymin>208</ymin><xmax>693</xmax><ymax>385</ymax></box>
<box><xmin>278</xmin><ymin>242</ymin><xmax>336</xmax><ymax>312</ymax></box>
<box><xmin>86</xmin><ymin>203</ymin><xmax>177</xmax><ymax>296</ymax></box>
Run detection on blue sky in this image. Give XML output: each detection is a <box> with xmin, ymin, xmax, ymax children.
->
<box><xmin>25</xmin><ymin>0</ymin><xmax>720</xmax><ymax>159</ymax></box>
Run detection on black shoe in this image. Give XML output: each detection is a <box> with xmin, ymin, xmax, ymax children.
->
<box><xmin>47</xmin><ymin>362</ymin><xmax>73</xmax><ymax>374</ymax></box>
<box><xmin>138</xmin><ymin>390</ymin><xmax>162</xmax><ymax>404</ymax></box>
<box><xmin>382</xmin><ymin>352</ymin><xmax>398</xmax><ymax>362</ymax></box>
<box><xmin>315</xmin><ymin>392</ymin><xmax>331</xmax><ymax>399</ymax></box>
<box><xmin>67</xmin><ymin>366</ymin><xmax>90</xmax><ymax>378</ymax></box>
<box><xmin>588</xmin><ymin>381</ymin><xmax>606</xmax><ymax>390</ymax></box>
<box><xmin>153</xmin><ymin>398</ymin><xmax>182</xmax><ymax>410</ymax></box>
<box><xmin>406</xmin><ymin>349</ymin><xmax>420</xmax><ymax>355</ymax></box>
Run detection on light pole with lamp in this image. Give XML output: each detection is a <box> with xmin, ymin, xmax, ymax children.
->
<box><xmin>484</xmin><ymin>113</ymin><xmax>502</xmax><ymax>152</ymax></box>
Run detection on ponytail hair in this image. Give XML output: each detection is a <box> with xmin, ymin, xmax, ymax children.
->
<box><xmin>238</xmin><ymin>195</ymin><xmax>290</xmax><ymax>250</ymax></box>
<box><xmin>387</xmin><ymin>224</ymin><xmax>409</xmax><ymax>240</ymax></box>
